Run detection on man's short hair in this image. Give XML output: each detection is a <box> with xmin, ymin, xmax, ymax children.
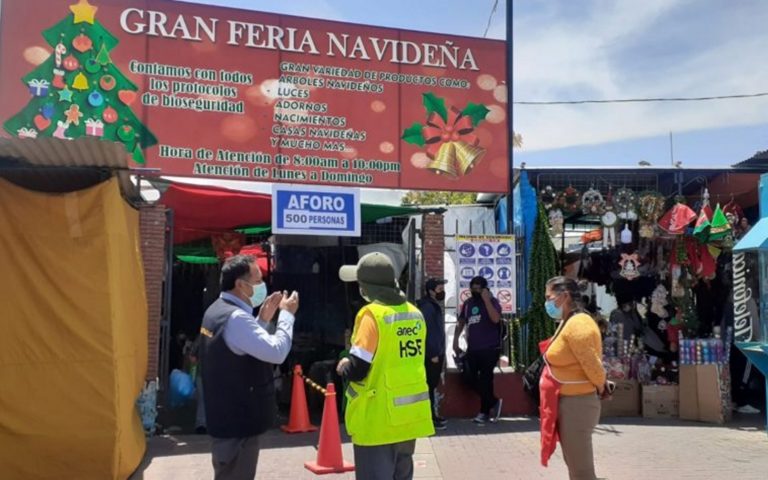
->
<box><xmin>221</xmin><ymin>255</ymin><xmax>255</xmax><ymax>291</ymax></box>
<box><xmin>470</xmin><ymin>276</ymin><xmax>488</xmax><ymax>289</ymax></box>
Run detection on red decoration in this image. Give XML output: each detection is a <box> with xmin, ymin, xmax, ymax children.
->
<box><xmin>102</xmin><ymin>106</ymin><xmax>118</xmax><ymax>123</ymax></box>
<box><xmin>658</xmin><ymin>203</ymin><xmax>697</xmax><ymax>235</ymax></box>
<box><xmin>72</xmin><ymin>33</ymin><xmax>93</xmax><ymax>53</ymax></box>
<box><xmin>33</xmin><ymin>114</ymin><xmax>51</xmax><ymax>131</ymax></box>
<box><xmin>63</xmin><ymin>54</ymin><xmax>79</xmax><ymax>71</ymax></box>
<box><xmin>422</xmin><ymin>107</ymin><xmax>477</xmax><ymax>159</ymax></box>
<box><xmin>118</xmin><ymin>90</ymin><xmax>137</xmax><ymax>105</ymax></box>
<box><xmin>211</xmin><ymin>232</ymin><xmax>246</xmax><ymax>260</ymax></box>
<box><xmin>99</xmin><ymin>75</ymin><xmax>116</xmax><ymax>91</ymax></box>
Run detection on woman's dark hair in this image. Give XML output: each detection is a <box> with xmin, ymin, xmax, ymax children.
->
<box><xmin>545</xmin><ymin>276</ymin><xmax>585</xmax><ymax>313</ymax></box>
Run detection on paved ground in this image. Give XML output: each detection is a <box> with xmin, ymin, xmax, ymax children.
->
<box><xmin>131</xmin><ymin>414</ymin><xmax>768</xmax><ymax>480</ymax></box>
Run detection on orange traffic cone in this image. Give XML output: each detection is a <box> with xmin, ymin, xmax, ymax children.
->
<box><xmin>282</xmin><ymin>365</ymin><xmax>318</xmax><ymax>433</ymax></box>
<box><xmin>304</xmin><ymin>383</ymin><xmax>355</xmax><ymax>475</ymax></box>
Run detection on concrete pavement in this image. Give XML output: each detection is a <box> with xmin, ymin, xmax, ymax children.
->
<box><xmin>131</xmin><ymin>414</ymin><xmax>768</xmax><ymax>479</ymax></box>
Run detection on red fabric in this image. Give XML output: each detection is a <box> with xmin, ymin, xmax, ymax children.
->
<box><xmin>159</xmin><ymin>183</ymin><xmax>271</xmax><ymax>244</ymax></box>
<box><xmin>538</xmin><ymin>338</ymin><xmax>561</xmax><ymax>467</ymax></box>
<box><xmin>239</xmin><ymin>244</ymin><xmax>270</xmax><ymax>279</ymax></box>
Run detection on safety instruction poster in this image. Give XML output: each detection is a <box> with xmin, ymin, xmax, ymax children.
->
<box><xmin>456</xmin><ymin>235</ymin><xmax>515</xmax><ymax>313</ymax></box>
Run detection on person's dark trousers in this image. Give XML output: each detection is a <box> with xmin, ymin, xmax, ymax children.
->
<box><xmin>353</xmin><ymin>440</ymin><xmax>416</xmax><ymax>480</ymax></box>
<box><xmin>425</xmin><ymin>355</ymin><xmax>445</xmax><ymax>419</ymax></box>
<box><xmin>466</xmin><ymin>349</ymin><xmax>500</xmax><ymax>415</ymax></box>
<box><xmin>211</xmin><ymin>436</ymin><xmax>260</xmax><ymax>480</ymax></box>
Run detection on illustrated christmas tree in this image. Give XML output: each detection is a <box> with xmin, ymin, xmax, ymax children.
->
<box><xmin>3</xmin><ymin>0</ymin><xmax>156</xmax><ymax>164</ymax></box>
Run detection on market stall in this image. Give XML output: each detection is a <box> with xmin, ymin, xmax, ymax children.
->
<box><xmin>515</xmin><ymin>167</ymin><xmax>763</xmax><ymax>423</ymax></box>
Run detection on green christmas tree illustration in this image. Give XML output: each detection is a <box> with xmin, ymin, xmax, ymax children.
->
<box><xmin>3</xmin><ymin>0</ymin><xmax>156</xmax><ymax>164</ymax></box>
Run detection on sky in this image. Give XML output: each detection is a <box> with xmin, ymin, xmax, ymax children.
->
<box><xmin>166</xmin><ymin>0</ymin><xmax>768</xmax><ymax>202</ymax></box>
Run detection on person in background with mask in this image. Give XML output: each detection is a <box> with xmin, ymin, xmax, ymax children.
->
<box><xmin>453</xmin><ymin>276</ymin><xmax>503</xmax><ymax>425</ymax></box>
<box><xmin>417</xmin><ymin>278</ymin><xmax>448</xmax><ymax>430</ymax></box>
<box><xmin>539</xmin><ymin>276</ymin><xmax>608</xmax><ymax>480</ymax></box>
<box><xmin>199</xmin><ymin>255</ymin><xmax>299</xmax><ymax>480</ymax></box>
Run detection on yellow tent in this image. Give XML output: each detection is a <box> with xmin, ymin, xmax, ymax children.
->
<box><xmin>0</xmin><ymin>177</ymin><xmax>147</xmax><ymax>480</ymax></box>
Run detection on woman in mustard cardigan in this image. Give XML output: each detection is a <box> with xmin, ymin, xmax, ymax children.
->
<box><xmin>544</xmin><ymin>277</ymin><xmax>608</xmax><ymax>480</ymax></box>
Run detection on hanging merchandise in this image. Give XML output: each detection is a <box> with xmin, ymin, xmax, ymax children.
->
<box><xmin>638</xmin><ymin>191</ymin><xmax>665</xmax><ymax>239</ymax></box>
<box><xmin>651</xmin><ymin>285</ymin><xmax>670</xmax><ymax>319</ymax></box>
<box><xmin>52</xmin><ymin>69</ymin><xmax>66</xmax><ymax>90</ymax></box>
<box><xmin>619</xmin><ymin>253</ymin><xmax>641</xmax><ymax>280</ymax></box>
<box><xmin>72</xmin><ymin>33</ymin><xmax>93</xmax><ymax>53</ymax></box>
<box><xmin>548</xmin><ymin>209</ymin><xmax>564</xmax><ymax>236</ymax></box>
<box><xmin>540</xmin><ymin>186</ymin><xmax>557</xmax><ymax>211</ymax></box>
<box><xmin>708</xmin><ymin>204</ymin><xmax>732</xmax><ymax>241</ymax></box>
<box><xmin>620</xmin><ymin>224</ymin><xmax>633</xmax><ymax>245</ymax></box>
<box><xmin>557</xmin><ymin>186</ymin><xmax>581</xmax><ymax>214</ymax></box>
<box><xmin>601</xmin><ymin>207</ymin><xmax>618</xmax><ymax>248</ymax></box>
<box><xmin>723</xmin><ymin>200</ymin><xmax>744</xmax><ymax>228</ymax></box>
<box><xmin>614</xmin><ymin>188</ymin><xmax>638</xmax><ymax>221</ymax></box>
<box><xmin>658</xmin><ymin>203</ymin><xmax>697</xmax><ymax>235</ymax></box>
<box><xmin>581</xmin><ymin>188</ymin><xmax>605</xmax><ymax>215</ymax></box>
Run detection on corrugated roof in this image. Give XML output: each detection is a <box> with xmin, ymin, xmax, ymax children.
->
<box><xmin>733</xmin><ymin>149</ymin><xmax>768</xmax><ymax>168</ymax></box>
<box><xmin>0</xmin><ymin>137</ymin><xmax>128</xmax><ymax>169</ymax></box>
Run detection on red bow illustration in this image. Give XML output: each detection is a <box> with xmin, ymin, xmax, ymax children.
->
<box><xmin>422</xmin><ymin>107</ymin><xmax>478</xmax><ymax>159</ymax></box>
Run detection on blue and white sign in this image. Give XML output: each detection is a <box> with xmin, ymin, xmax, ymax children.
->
<box><xmin>272</xmin><ymin>184</ymin><xmax>361</xmax><ymax>237</ymax></box>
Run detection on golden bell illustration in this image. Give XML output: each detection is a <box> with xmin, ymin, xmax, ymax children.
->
<box><xmin>427</xmin><ymin>142</ymin><xmax>458</xmax><ymax>177</ymax></box>
<box><xmin>454</xmin><ymin>141</ymin><xmax>486</xmax><ymax>176</ymax></box>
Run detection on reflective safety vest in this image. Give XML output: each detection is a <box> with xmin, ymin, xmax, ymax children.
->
<box><xmin>345</xmin><ymin>302</ymin><xmax>435</xmax><ymax>446</ymax></box>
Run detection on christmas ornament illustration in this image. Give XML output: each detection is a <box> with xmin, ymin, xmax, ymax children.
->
<box><xmin>401</xmin><ymin>92</ymin><xmax>490</xmax><ymax>178</ymax></box>
<box><xmin>3</xmin><ymin>0</ymin><xmax>156</xmax><ymax>164</ymax></box>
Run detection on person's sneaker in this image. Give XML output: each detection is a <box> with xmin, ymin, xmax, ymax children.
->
<box><xmin>472</xmin><ymin>413</ymin><xmax>489</xmax><ymax>425</ymax></box>
<box><xmin>434</xmin><ymin>416</ymin><xmax>448</xmax><ymax>424</ymax></box>
<box><xmin>490</xmin><ymin>399</ymin><xmax>503</xmax><ymax>423</ymax></box>
<box><xmin>736</xmin><ymin>405</ymin><xmax>761</xmax><ymax>414</ymax></box>
<box><xmin>433</xmin><ymin>419</ymin><xmax>447</xmax><ymax>430</ymax></box>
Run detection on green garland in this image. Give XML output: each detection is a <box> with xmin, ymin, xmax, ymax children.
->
<box><xmin>522</xmin><ymin>201</ymin><xmax>559</xmax><ymax>365</ymax></box>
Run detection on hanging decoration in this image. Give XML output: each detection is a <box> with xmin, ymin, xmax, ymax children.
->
<box><xmin>71</xmin><ymin>72</ymin><xmax>89</xmax><ymax>91</ymax></box>
<box><xmin>658</xmin><ymin>203</ymin><xmax>697</xmax><ymax>235</ymax></box>
<box><xmin>708</xmin><ymin>204</ymin><xmax>732</xmax><ymax>242</ymax></box>
<box><xmin>613</xmin><ymin>188</ymin><xmax>638</xmax><ymax>221</ymax></box>
<box><xmin>85</xmin><ymin>118</ymin><xmax>104</xmax><ymax>137</ymax></box>
<box><xmin>72</xmin><ymin>33</ymin><xmax>93</xmax><ymax>53</ymax></box>
<box><xmin>52</xmin><ymin>69</ymin><xmax>67</xmax><ymax>90</ymax></box>
<box><xmin>638</xmin><ymin>191</ymin><xmax>665</xmax><ymax>239</ymax></box>
<box><xmin>601</xmin><ymin>207</ymin><xmax>618</xmax><ymax>248</ymax></box>
<box><xmin>548</xmin><ymin>209</ymin><xmax>564</xmax><ymax>236</ymax></box>
<box><xmin>693</xmin><ymin>188</ymin><xmax>713</xmax><ymax>242</ymax></box>
<box><xmin>28</xmin><ymin>79</ymin><xmax>50</xmax><ymax>97</ymax></box>
<box><xmin>619</xmin><ymin>253</ymin><xmax>641</xmax><ymax>280</ymax></box>
<box><xmin>63</xmin><ymin>54</ymin><xmax>80</xmax><ymax>71</ymax></box>
<box><xmin>540</xmin><ymin>186</ymin><xmax>558</xmax><ymax>211</ymax></box>
<box><xmin>557</xmin><ymin>186</ymin><xmax>581</xmax><ymax>214</ymax></box>
<box><xmin>212</xmin><ymin>232</ymin><xmax>246</xmax><ymax>260</ymax></box>
<box><xmin>620</xmin><ymin>224</ymin><xmax>633</xmax><ymax>245</ymax></box>
<box><xmin>581</xmin><ymin>188</ymin><xmax>605</xmax><ymax>215</ymax></box>
<box><xmin>650</xmin><ymin>284</ymin><xmax>670</xmax><ymax>319</ymax></box>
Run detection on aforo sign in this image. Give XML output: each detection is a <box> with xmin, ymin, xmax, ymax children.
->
<box><xmin>0</xmin><ymin>0</ymin><xmax>509</xmax><ymax>193</ymax></box>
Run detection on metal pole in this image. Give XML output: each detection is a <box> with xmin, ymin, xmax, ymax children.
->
<box><xmin>505</xmin><ymin>0</ymin><xmax>514</xmax><ymax>235</ymax></box>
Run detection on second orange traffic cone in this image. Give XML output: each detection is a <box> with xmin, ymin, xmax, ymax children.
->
<box><xmin>304</xmin><ymin>383</ymin><xmax>355</xmax><ymax>475</ymax></box>
<box><xmin>281</xmin><ymin>365</ymin><xmax>318</xmax><ymax>433</ymax></box>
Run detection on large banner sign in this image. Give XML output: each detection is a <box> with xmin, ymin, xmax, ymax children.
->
<box><xmin>0</xmin><ymin>0</ymin><xmax>509</xmax><ymax>193</ymax></box>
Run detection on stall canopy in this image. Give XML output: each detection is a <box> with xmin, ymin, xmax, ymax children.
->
<box><xmin>159</xmin><ymin>182</ymin><xmax>424</xmax><ymax>247</ymax></box>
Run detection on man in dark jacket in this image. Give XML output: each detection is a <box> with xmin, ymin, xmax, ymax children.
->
<box><xmin>200</xmin><ymin>255</ymin><xmax>299</xmax><ymax>479</ymax></box>
<box><xmin>417</xmin><ymin>278</ymin><xmax>448</xmax><ymax>429</ymax></box>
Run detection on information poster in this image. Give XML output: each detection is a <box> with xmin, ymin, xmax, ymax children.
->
<box><xmin>456</xmin><ymin>235</ymin><xmax>515</xmax><ymax>313</ymax></box>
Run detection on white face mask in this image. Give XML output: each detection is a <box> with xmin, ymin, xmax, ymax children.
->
<box><xmin>249</xmin><ymin>281</ymin><xmax>268</xmax><ymax>307</ymax></box>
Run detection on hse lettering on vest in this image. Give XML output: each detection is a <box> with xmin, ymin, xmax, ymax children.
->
<box><xmin>399</xmin><ymin>338</ymin><xmax>423</xmax><ymax>358</ymax></box>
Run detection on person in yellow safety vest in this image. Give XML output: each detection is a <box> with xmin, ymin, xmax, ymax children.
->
<box><xmin>336</xmin><ymin>252</ymin><xmax>435</xmax><ymax>480</ymax></box>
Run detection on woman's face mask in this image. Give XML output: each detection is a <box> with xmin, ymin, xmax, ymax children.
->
<box><xmin>544</xmin><ymin>292</ymin><xmax>564</xmax><ymax>320</ymax></box>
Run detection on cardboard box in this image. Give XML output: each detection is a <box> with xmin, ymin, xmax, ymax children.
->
<box><xmin>642</xmin><ymin>385</ymin><xmax>679</xmax><ymax>419</ymax></box>
<box><xmin>679</xmin><ymin>364</ymin><xmax>732</xmax><ymax>424</ymax></box>
<box><xmin>601</xmin><ymin>380</ymin><xmax>640</xmax><ymax>417</ymax></box>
